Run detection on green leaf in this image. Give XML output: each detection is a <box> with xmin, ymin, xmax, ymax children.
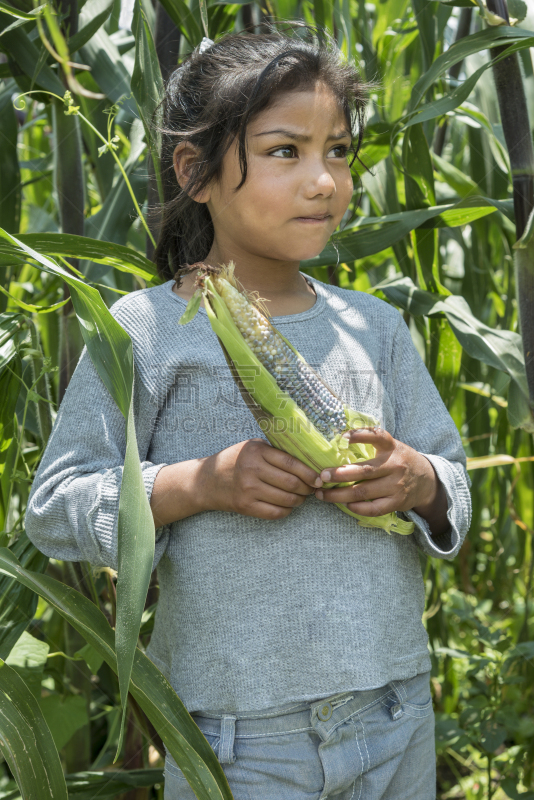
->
<box><xmin>302</xmin><ymin>197</ymin><xmax>499</xmax><ymax>268</ymax></box>
<box><xmin>508</xmin><ymin>0</ymin><xmax>527</xmax><ymax>23</ymax></box>
<box><xmin>409</xmin><ymin>26</ymin><xmax>534</xmax><ymax>113</ymax></box>
<box><xmin>179</xmin><ymin>289</ymin><xmax>202</xmax><ymax>324</ymax></box>
<box><xmin>199</xmin><ymin>0</ymin><xmax>209</xmax><ymax>37</ymax></box>
<box><xmin>157</xmin><ymin>0</ymin><xmax>201</xmax><ymax>45</ymax></box>
<box><xmin>0</xmin><ymin>533</ymin><xmax>48</xmax><ymax>660</ymax></box>
<box><xmin>73</xmin><ymin>642</ymin><xmax>104</xmax><ymax>675</ymax></box>
<box><xmin>131</xmin><ymin>0</ymin><xmax>164</xmax><ymax>203</ymax></box>
<box><xmin>0</xmin><ymin>27</ymin><xmax>65</xmax><ymax>95</ymax></box>
<box><xmin>0</xmin><ymin>229</ymin><xmax>153</xmax><ymax>758</ymax></box>
<box><xmin>64</xmin><ymin>769</ymin><xmax>164</xmax><ymax>799</ymax></box>
<box><xmin>80</xmin><ymin>28</ymin><xmax>134</xmax><ymax>107</ymax></box>
<box><xmin>373</xmin><ymin>274</ymin><xmax>534</xmax><ymax>431</ymax></box>
<box><xmin>0</xmin><ymin>233</ymin><xmax>159</xmax><ymax>283</ymax></box>
<box><xmin>0</xmin><ymin>284</ymin><xmax>69</xmax><ymax>313</ymax></box>
<box><xmin>501</xmin><ymin>777</ymin><xmax>534</xmax><ymax>800</ymax></box>
<box><xmin>0</xmin><ymin>1</ymin><xmax>45</xmax><ymax>19</ymax></box>
<box><xmin>115</xmin><ymin>399</ymin><xmax>156</xmax><ymax>754</ymax></box>
<box><xmin>403</xmin><ymin>125</ymin><xmax>435</xmax><ymax>209</ymax></box>
<box><xmin>429</xmin><ymin>317</ymin><xmax>462</xmax><ymax>407</ymax></box>
<box><xmin>434</xmin><ymin>714</ymin><xmax>471</xmax><ymax>754</ymax></box>
<box><xmin>6</xmin><ymin>630</ymin><xmax>49</xmax><ymax>670</ymax></box>
<box><xmin>84</xmin><ymin>121</ymin><xmax>148</xmax><ymax>259</ymax></box>
<box><xmin>479</xmin><ymin>718</ymin><xmax>508</xmax><ymax>753</ymax></box>
<box><xmin>38</xmin><ymin>694</ymin><xmax>89</xmax><ymax>752</ymax></box>
<box><xmin>5</xmin><ymin>630</ymin><xmax>49</xmax><ymax>698</ymax></box>
<box><xmin>0</xmin><ymin>357</ymin><xmax>21</xmax><ymax>531</ymax></box>
<box><xmin>0</xmin><ymin>660</ymin><xmax>68</xmax><ymax>800</ymax></box>
<box><xmin>68</xmin><ymin>0</ymin><xmax>115</xmax><ymax>53</ymax></box>
<box><xmin>0</xmin><ymin>548</ymin><xmax>233</xmax><ymax>800</ymax></box>
<box><xmin>403</xmin><ymin>123</ymin><xmax>442</xmax><ymax>292</ymax></box>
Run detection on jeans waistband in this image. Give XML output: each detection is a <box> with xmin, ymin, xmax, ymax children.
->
<box><xmin>191</xmin><ymin>680</ymin><xmax>409</xmax><ymax>742</ymax></box>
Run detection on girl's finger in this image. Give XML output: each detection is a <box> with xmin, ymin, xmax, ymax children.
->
<box><xmin>261</xmin><ymin>465</ymin><xmax>316</xmax><ymax>496</ymax></box>
<box><xmin>340</xmin><ymin>427</ymin><xmax>395</xmax><ymax>452</ymax></box>
<box><xmin>263</xmin><ymin>446</ymin><xmax>323</xmax><ymax>488</ymax></box>
<box><xmin>345</xmin><ymin>496</ymin><xmax>398</xmax><ymax>517</ymax></box>
<box><xmin>315</xmin><ymin>476</ymin><xmax>393</xmax><ymax>505</ymax></box>
<box><xmin>257</xmin><ymin>483</ymin><xmax>309</xmax><ymax>509</ymax></box>
<box><xmin>319</xmin><ymin>458</ymin><xmax>386</xmax><ymax>484</ymax></box>
<box><xmin>243</xmin><ymin>500</ymin><xmax>293</xmax><ymax>521</ymax></box>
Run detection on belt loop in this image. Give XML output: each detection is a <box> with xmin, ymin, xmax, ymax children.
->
<box><xmin>388</xmin><ymin>680</ymin><xmax>404</xmax><ymax>721</ymax></box>
<box><xmin>218</xmin><ymin>715</ymin><xmax>237</xmax><ymax>764</ymax></box>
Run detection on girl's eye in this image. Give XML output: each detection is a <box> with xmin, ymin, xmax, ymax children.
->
<box><xmin>328</xmin><ymin>144</ymin><xmax>349</xmax><ymax>158</ymax></box>
<box><xmin>270</xmin><ymin>146</ymin><xmax>297</xmax><ymax>159</ymax></box>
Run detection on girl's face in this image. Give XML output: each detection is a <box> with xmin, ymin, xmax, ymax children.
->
<box><xmin>206</xmin><ymin>82</ymin><xmax>354</xmax><ymax>267</ymax></box>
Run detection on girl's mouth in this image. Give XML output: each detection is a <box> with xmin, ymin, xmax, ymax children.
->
<box><xmin>294</xmin><ymin>214</ymin><xmax>332</xmax><ymax>224</ymax></box>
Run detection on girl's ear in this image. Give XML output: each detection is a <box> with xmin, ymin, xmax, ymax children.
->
<box><xmin>173</xmin><ymin>142</ymin><xmax>211</xmax><ymax>204</ymax></box>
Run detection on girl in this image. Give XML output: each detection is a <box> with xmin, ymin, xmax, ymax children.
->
<box><xmin>26</xmin><ymin>29</ymin><xmax>471</xmax><ymax>800</ymax></box>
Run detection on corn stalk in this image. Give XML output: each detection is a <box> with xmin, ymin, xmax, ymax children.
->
<box><xmin>51</xmin><ymin>0</ymin><xmax>85</xmax><ymax>401</ymax></box>
<box><xmin>146</xmin><ymin>1</ymin><xmax>181</xmax><ymax>260</ymax></box>
<box><xmin>485</xmin><ymin>0</ymin><xmax>534</xmax><ymax>409</ymax></box>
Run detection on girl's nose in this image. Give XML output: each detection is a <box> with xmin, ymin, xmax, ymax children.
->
<box><xmin>304</xmin><ymin>162</ymin><xmax>336</xmax><ymax>198</ymax></box>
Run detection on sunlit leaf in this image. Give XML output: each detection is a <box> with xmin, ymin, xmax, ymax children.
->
<box><xmin>0</xmin><ymin>232</ymin><xmax>159</xmax><ymax>283</ymax></box>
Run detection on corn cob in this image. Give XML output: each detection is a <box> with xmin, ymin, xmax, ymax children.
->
<box><xmin>179</xmin><ymin>263</ymin><xmax>414</xmax><ymax>536</ymax></box>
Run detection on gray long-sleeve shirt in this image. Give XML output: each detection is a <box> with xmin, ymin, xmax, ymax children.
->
<box><xmin>25</xmin><ymin>276</ymin><xmax>471</xmax><ymax>713</ymax></box>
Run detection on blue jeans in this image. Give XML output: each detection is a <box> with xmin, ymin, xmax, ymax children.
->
<box><xmin>164</xmin><ymin>671</ymin><xmax>435</xmax><ymax>799</ymax></box>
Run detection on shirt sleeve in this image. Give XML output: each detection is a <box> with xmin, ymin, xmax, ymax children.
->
<box><xmin>25</xmin><ymin>343</ymin><xmax>170</xmax><ymax>572</ymax></box>
<box><xmin>388</xmin><ymin>314</ymin><xmax>472</xmax><ymax>560</ymax></box>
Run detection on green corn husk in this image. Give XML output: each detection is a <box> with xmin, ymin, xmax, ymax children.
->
<box><xmin>179</xmin><ymin>263</ymin><xmax>414</xmax><ymax>536</ymax></box>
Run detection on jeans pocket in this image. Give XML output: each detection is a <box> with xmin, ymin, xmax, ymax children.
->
<box><xmin>399</xmin><ymin>672</ymin><xmax>433</xmax><ymax>718</ymax></box>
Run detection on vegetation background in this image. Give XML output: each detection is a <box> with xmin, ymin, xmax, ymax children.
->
<box><xmin>0</xmin><ymin>0</ymin><xmax>534</xmax><ymax>798</ymax></box>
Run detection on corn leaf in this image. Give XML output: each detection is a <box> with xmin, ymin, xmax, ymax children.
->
<box><xmin>302</xmin><ymin>197</ymin><xmax>500</xmax><ymax>268</ymax></box>
<box><xmin>373</xmin><ymin>274</ymin><xmax>534</xmax><ymax>432</ymax></box>
<box><xmin>0</xmin><ymin>660</ymin><xmax>68</xmax><ymax>800</ymax></box>
<box><xmin>64</xmin><ymin>769</ymin><xmax>164</xmax><ymax>799</ymax></box>
<box><xmin>0</xmin><ymin>533</ymin><xmax>48</xmax><ymax>659</ymax></box>
<box><xmin>131</xmin><ymin>0</ymin><xmax>164</xmax><ymax>203</ymax></box>
<box><xmin>157</xmin><ymin>0</ymin><xmax>202</xmax><ymax>44</ymax></box>
<box><xmin>0</xmin><ymin>27</ymin><xmax>65</xmax><ymax>95</ymax></box>
<box><xmin>409</xmin><ymin>26</ymin><xmax>534</xmax><ymax>112</ymax></box>
<box><xmin>0</xmin><ymin>2</ymin><xmax>45</xmax><ymax>19</ymax></box>
<box><xmin>68</xmin><ymin>0</ymin><xmax>115</xmax><ymax>53</ymax></box>
<box><xmin>80</xmin><ymin>29</ymin><xmax>134</xmax><ymax>108</ymax></box>
<box><xmin>0</xmin><ymin>229</ymin><xmax>154</xmax><ymax>757</ymax></box>
<box><xmin>0</xmin><ymin>233</ymin><xmax>159</xmax><ymax>283</ymax></box>
<box><xmin>0</xmin><ymin>549</ymin><xmax>234</xmax><ymax>800</ymax></box>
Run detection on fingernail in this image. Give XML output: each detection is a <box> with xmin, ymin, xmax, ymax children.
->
<box><xmin>342</xmin><ymin>432</ymin><xmax>351</xmax><ymax>439</ymax></box>
<box><xmin>314</xmin><ymin>477</ymin><xmax>323</xmax><ymax>488</ymax></box>
<box><xmin>316</xmin><ymin>490</ymin><xmax>324</xmax><ymax>500</ymax></box>
<box><xmin>321</xmin><ymin>470</ymin><xmax>331</xmax><ymax>481</ymax></box>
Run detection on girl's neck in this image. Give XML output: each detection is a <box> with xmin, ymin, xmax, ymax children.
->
<box><xmin>174</xmin><ymin>247</ymin><xmax>317</xmax><ymax>317</ymax></box>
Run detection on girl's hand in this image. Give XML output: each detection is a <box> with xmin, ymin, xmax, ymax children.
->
<box><xmin>204</xmin><ymin>438</ymin><xmax>323</xmax><ymax>520</ymax></box>
<box><xmin>314</xmin><ymin>427</ymin><xmax>449</xmax><ymax>536</ymax></box>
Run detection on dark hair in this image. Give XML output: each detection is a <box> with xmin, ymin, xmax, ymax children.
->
<box><xmin>154</xmin><ymin>26</ymin><xmax>370</xmax><ymax>281</ymax></box>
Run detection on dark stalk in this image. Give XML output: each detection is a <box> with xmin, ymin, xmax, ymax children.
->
<box><xmin>53</xmin><ymin>0</ymin><xmax>85</xmax><ymax>400</ymax></box>
<box><xmin>154</xmin><ymin>1</ymin><xmax>181</xmax><ymax>81</ymax></box>
<box><xmin>146</xmin><ymin>2</ymin><xmax>181</xmax><ymax>260</ymax></box>
<box><xmin>485</xmin><ymin>0</ymin><xmax>534</xmax><ymax>407</ymax></box>
<box><xmin>241</xmin><ymin>4</ymin><xmax>254</xmax><ymax>32</ymax></box>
